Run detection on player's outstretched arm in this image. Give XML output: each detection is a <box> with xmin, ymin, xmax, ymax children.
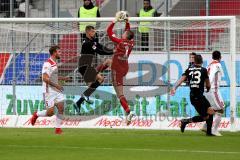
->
<box><xmin>170</xmin><ymin>75</ymin><xmax>187</xmax><ymax>95</ymax></box>
<box><xmin>95</xmin><ymin>42</ymin><xmax>114</xmax><ymax>55</ymax></box>
<box><xmin>124</xmin><ymin>17</ymin><xmax>130</xmax><ymax>31</ymax></box>
<box><xmin>107</xmin><ymin>21</ymin><xmax>121</xmax><ymax>43</ymax></box>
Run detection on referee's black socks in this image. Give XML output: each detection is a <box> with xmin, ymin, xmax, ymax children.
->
<box><xmin>183</xmin><ymin>116</ymin><xmax>204</xmax><ymax>124</ymax></box>
<box><xmin>206</xmin><ymin>114</ymin><xmax>213</xmax><ymax>135</ymax></box>
<box><xmin>191</xmin><ymin>116</ymin><xmax>204</xmax><ymax>122</ymax></box>
<box><xmin>83</xmin><ymin>80</ymin><xmax>101</xmax><ymax>97</ymax></box>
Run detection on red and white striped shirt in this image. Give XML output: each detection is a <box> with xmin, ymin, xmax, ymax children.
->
<box><xmin>207</xmin><ymin>60</ymin><xmax>223</xmax><ymax>91</ymax></box>
<box><xmin>42</xmin><ymin>58</ymin><xmax>58</xmax><ymax>93</ymax></box>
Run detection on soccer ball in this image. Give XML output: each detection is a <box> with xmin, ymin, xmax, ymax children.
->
<box><xmin>115</xmin><ymin>11</ymin><xmax>129</xmax><ymax>21</ymax></box>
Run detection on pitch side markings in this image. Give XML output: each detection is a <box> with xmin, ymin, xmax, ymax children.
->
<box><xmin>1</xmin><ymin>145</ymin><xmax>240</xmax><ymax>154</ymax></box>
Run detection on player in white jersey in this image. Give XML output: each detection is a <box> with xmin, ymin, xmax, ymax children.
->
<box><xmin>30</xmin><ymin>45</ymin><xmax>70</xmax><ymax>134</ymax></box>
<box><xmin>202</xmin><ymin>51</ymin><xmax>225</xmax><ymax>136</ymax></box>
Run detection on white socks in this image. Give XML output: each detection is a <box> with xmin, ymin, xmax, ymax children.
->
<box><xmin>56</xmin><ymin>114</ymin><xmax>64</xmax><ymax>128</ymax></box>
<box><xmin>36</xmin><ymin>110</ymin><xmax>64</xmax><ymax>128</ymax></box>
<box><xmin>201</xmin><ymin>112</ymin><xmax>222</xmax><ymax>132</ymax></box>
<box><xmin>37</xmin><ymin>110</ymin><xmax>47</xmax><ymax>117</ymax></box>
<box><xmin>213</xmin><ymin>112</ymin><xmax>222</xmax><ymax>132</ymax></box>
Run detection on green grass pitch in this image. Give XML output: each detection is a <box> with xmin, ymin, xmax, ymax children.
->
<box><xmin>0</xmin><ymin>128</ymin><xmax>240</xmax><ymax>160</ymax></box>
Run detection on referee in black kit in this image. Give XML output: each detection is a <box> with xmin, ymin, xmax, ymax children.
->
<box><xmin>171</xmin><ymin>54</ymin><xmax>216</xmax><ymax>136</ymax></box>
<box><xmin>75</xmin><ymin>25</ymin><xmax>113</xmax><ymax>113</ymax></box>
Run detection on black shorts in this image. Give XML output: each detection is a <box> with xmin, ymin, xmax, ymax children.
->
<box><xmin>78</xmin><ymin>66</ymin><xmax>87</xmax><ymax>76</ymax></box>
<box><xmin>78</xmin><ymin>66</ymin><xmax>97</xmax><ymax>83</ymax></box>
<box><xmin>190</xmin><ymin>94</ymin><xmax>211</xmax><ymax>117</ymax></box>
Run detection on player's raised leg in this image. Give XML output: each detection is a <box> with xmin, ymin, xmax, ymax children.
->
<box><xmin>96</xmin><ymin>59</ymin><xmax>112</xmax><ymax>73</ymax></box>
<box><xmin>31</xmin><ymin>108</ymin><xmax>53</xmax><ymax>126</ymax></box>
<box><xmin>75</xmin><ymin>73</ymin><xmax>104</xmax><ymax>112</ymax></box>
<box><xmin>180</xmin><ymin>116</ymin><xmax>205</xmax><ymax>132</ymax></box>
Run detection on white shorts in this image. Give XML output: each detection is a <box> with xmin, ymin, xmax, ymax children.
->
<box><xmin>43</xmin><ymin>91</ymin><xmax>64</xmax><ymax>109</ymax></box>
<box><xmin>204</xmin><ymin>90</ymin><xmax>225</xmax><ymax>110</ymax></box>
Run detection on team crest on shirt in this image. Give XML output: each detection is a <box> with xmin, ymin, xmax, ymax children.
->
<box><xmin>92</xmin><ymin>42</ymin><xmax>97</xmax><ymax>50</ymax></box>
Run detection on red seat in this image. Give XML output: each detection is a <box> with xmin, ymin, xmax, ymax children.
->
<box><xmin>58</xmin><ymin>34</ymin><xmax>78</xmax><ymax>72</ymax></box>
<box><xmin>173</xmin><ymin>0</ymin><xmax>239</xmax><ymax>51</ymax></box>
<box><xmin>0</xmin><ymin>53</ymin><xmax>10</xmax><ymax>78</ymax></box>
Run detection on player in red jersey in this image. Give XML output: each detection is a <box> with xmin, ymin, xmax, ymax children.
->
<box><xmin>107</xmin><ymin>12</ymin><xmax>135</xmax><ymax>125</ymax></box>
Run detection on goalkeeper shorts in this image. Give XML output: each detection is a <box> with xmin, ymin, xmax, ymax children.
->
<box><xmin>111</xmin><ymin>69</ymin><xmax>127</xmax><ymax>86</ymax></box>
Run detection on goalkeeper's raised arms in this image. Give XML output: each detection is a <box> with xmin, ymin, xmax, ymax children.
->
<box><xmin>115</xmin><ymin>11</ymin><xmax>129</xmax><ymax>22</ymax></box>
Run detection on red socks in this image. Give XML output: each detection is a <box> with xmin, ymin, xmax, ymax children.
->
<box><xmin>96</xmin><ymin>64</ymin><xmax>108</xmax><ymax>72</ymax></box>
<box><xmin>119</xmin><ymin>96</ymin><xmax>130</xmax><ymax>113</ymax></box>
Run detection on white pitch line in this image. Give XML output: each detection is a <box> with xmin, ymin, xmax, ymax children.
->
<box><xmin>1</xmin><ymin>145</ymin><xmax>240</xmax><ymax>155</ymax></box>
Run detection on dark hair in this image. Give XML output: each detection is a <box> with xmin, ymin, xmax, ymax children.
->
<box><xmin>126</xmin><ymin>30</ymin><xmax>134</xmax><ymax>40</ymax></box>
<box><xmin>85</xmin><ymin>25</ymin><xmax>95</xmax><ymax>32</ymax></box>
<box><xmin>190</xmin><ymin>52</ymin><xmax>196</xmax><ymax>56</ymax></box>
<box><xmin>49</xmin><ymin>45</ymin><xmax>60</xmax><ymax>55</ymax></box>
<box><xmin>144</xmin><ymin>0</ymin><xmax>151</xmax><ymax>3</ymax></box>
<box><xmin>212</xmin><ymin>50</ymin><xmax>221</xmax><ymax>60</ymax></box>
<box><xmin>194</xmin><ymin>54</ymin><xmax>203</xmax><ymax>64</ymax></box>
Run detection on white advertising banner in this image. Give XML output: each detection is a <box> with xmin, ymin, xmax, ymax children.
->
<box><xmin>0</xmin><ymin>115</ymin><xmax>17</xmax><ymax>127</ymax></box>
<box><xmin>0</xmin><ymin>115</ymin><xmax>236</xmax><ymax>131</ymax></box>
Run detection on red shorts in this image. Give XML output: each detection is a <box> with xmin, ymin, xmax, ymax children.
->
<box><xmin>111</xmin><ymin>56</ymin><xmax>128</xmax><ymax>86</ymax></box>
<box><xmin>111</xmin><ymin>69</ymin><xmax>127</xmax><ymax>86</ymax></box>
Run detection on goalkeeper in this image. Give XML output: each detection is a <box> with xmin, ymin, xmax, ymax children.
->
<box><xmin>107</xmin><ymin>11</ymin><xmax>135</xmax><ymax>125</ymax></box>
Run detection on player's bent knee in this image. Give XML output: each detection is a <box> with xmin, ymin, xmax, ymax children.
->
<box><xmin>57</xmin><ymin>109</ymin><xmax>64</xmax><ymax>114</ymax></box>
<box><xmin>46</xmin><ymin>107</ymin><xmax>54</xmax><ymax>116</ymax></box>
<box><xmin>203</xmin><ymin>115</ymin><xmax>209</xmax><ymax>120</ymax></box>
<box><xmin>112</xmin><ymin>82</ymin><xmax>117</xmax><ymax>88</ymax></box>
<box><xmin>207</xmin><ymin>107</ymin><xmax>215</xmax><ymax>115</ymax></box>
<box><xmin>99</xmin><ymin>77</ymin><xmax>104</xmax><ymax>83</ymax></box>
<box><xmin>96</xmin><ymin>78</ymin><xmax>104</xmax><ymax>84</ymax></box>
<box><xmin>96</xmin><ymin>74</ymin><xmax>104</xmax><ymax>83</ymax></box>
<box><xmin>118</xmin><ymin>95</ymin><xmax>124</xmax><ymax>99</ymax></box>
<box><xmin>105</xmin><ymin>59</ymin><xmax>112</xmax><ymax>65</ymax></box>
